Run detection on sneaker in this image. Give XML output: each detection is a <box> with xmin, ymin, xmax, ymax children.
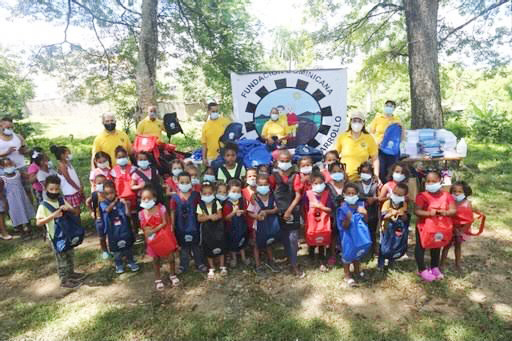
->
<box><xmin>344</xmin><ymin>278</ymin><xmax>356</xmax><ymax>288</ymax></box>
<box><xmin>127</xmin><ymin>263</ymin><xmax>140</xmax><ymax>272</ymax></box>
<box><xmin>430</xmin><ymin>267</ymin><xmax>444</xmax><ymax>280</ymax></box>
<box><xmin>101</xmin><ymin>251</ymin><xmax>111</xmax><ymax>260</ymax></box>
<box><xmin>220</xmin><ymin>267</ymin><xmax>228</xmax><ymax>276</ymax></box>
<box><xmin>255</xmin><ymin>265</ymin><xmax>266</xmax><ymax>275</ymax></box>
<box><xmin>61</xmin><ymin>279</ymin><xmax>81</xmax><ymax>289</ymax></box>
<box><xmin>115</xmin><ymin>265</ymin><xmax>125</xmax><ymax>274</ymax></box>
<box><xmin>69</xmin><ymin>272</ymin><xmax>87</xmax><ymax>281</ymax></box>
<box><xmin>265</xmin><ymin>261</ymin><xmax>281</xmax><ymax>273</ymax></box>
<box><xmin>419</xmin><ymin>269</ymin><xmax>436</xmax><ymax>282</ymax></box>
<box><xmin>197</xmin><ymin>264</ymin><xmax>208</xmax><ymax>273</ymax></box>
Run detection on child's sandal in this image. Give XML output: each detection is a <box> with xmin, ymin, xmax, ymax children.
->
<box><xmin>169</xmin><ymin>275</ymin><xmax>180</xmax><ymax>287</ymax></box>
<box><xmin>220</xmin><ymin>267</ymin><xmax>228</xmax><ymax>276</ymax></box>
<box><xmin>207</xmin><ymin>269</ymin><xmax>215</xmax><ymax>280</ymax></box>
<box><xmin>155</xmin><ymin>280</ymin><xmax>164</xmax><ymax>291</ymax></box>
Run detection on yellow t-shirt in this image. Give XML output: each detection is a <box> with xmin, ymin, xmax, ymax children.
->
<box><xmin>136</xmin><ymin>117</ymin><xmax>164</xmax><ymax>138</ymax></box>
<box><xmin>201</xmin><ymin>116</ymin><xmax>230</xmax><ymax>160</ymax></box>
<box><xmin>36</xmin><ymin>199</ymin><xmax>73</xmax><ymax>239</ymax></box>
<box><xmin>369</xmin><ymin>113</ymin><xmax>401</xmax><ymax>144</ymax></box>
<box><xmin>261</xmin><ymin>120</ymin><xmax>286</xmax><ymax>139</ymax></box>
<box><xmin>92</xmin><ymin>130</ymin><xmax>132</xmax><ymax>166</ymax></box>
<box><xmin>334</xmin><ymin>131</ymin><xmax>378</xmax><ymax>181</ymax></box>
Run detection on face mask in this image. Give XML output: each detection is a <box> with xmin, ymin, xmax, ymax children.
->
<box><xmin>246</xmin><ymin>178</ymin><xmax>256</xmax><ymax>187</ymax></box>
<box><xmin>203</xmin><ymin>174</ymin><xmax>216</xmax><ymax>183</ymax></box>
<box><xmin>360</xmin><ymin>173</ymin><xmax>372</xmax><ymax>181</ymax></box>
<box><xmin>229</xmin><ymin>192</ymin><xmax>241</xmax><ymax>201</ymax></box>
<box><xmin>331</xmin><ymin>172</ymin><xmax>345</xmax><ymax>182</ymax></box>
<box><xmin>278</xmin><ymin>161</ymin><xmax>292</xmax><ymax>171</ymax></box>
<box><xmin>300</xmin><ymin>166</ymin><xmax>312</xmax><ymax>174</ymax></box>
<box><xmin>47</xmin><ymin>191</ymin><xmax>60</xmax><ymax>200</ymax></box>
<box><xmin>271</xmin><ymin>113</ymin><xmax>279</xmax><ymax>121</ymax></box>
<box><xmin>48</xmin><ymin>160</ymin><xmax>54</xmax><ymax>168</ymax></box>
<box><xmin>216</xmin><ymin>194</ymin><xmax>227</xmax><ymax>202</ymax></box>
<box><xmin>425</xmin><ymin>182</ymin><xmax>442</xmax><ymax>193</ymax></box>
<box><xmin>351</xmin><ymin>122</ymin><xmax>363</xmax><ymax>133</ymax></box>
<box><xmin>390</xmin><ymin>193</ymin><xmax>405</xmax><ymax>205</ymax></box>
<box><xmin>384</xmin><ymin>106</ymin><xmax>394</xmax><ymax>116</ymax></box>
<box><xmin>149</xmin><ymin>112</ymin><xmax>157</xmax><ymax>119</ymax></box>
<box><xmin>201</xmin><ymin>195</ymin><xmax>215</xmax><ymax>203</ymax></box>
<box><xmin>138</xmin><ymin>160</ymin><xmax>150</xmax><ymax>169</ymax></box>
<box><xmin>172</xmin><ymin>168</ymin><xmax>183</xmax><ymax>177</ymax></box>
<box><xmin>66</xmin><ymin>154</ymin><xmax>73</xmax><ymax>161</ymax></box>
<box><xmin>97</xmin><ymin>161</ymin><xmax>109</xmax><ymax>169</ymax></box>
<box><xmin>3</xmin><ymin>167</ymin><xmax>15</xmax><ymax>174</ymax></box>
<box><xmin>117</xmin><ymin>157</ymin><xmax>129</xmax><ymax>166</ymax></box>
<box><xmin>178</xmin><ymin>183</ymin><xmax>192</xmax><ymax>193</ymax></box>
<box><xmin>313</xmin><ymin>183</ymin><xmax>326</xmax><ymax>193</ymax></box>
<box><xmin>140</xmin><ymin>199</ymin><xmax>156</xmax><ymax>210</ymax></box>
<box><xmin>95</xmin><ymin>184</ymin><xmax>104</xmax><ymax>193</ymax></box>
<box><xmin>191</xmin><ymin>178</ymin><xmax>200</xmax><ymax>185</ymax></box>
<box><xmin>453</xmin><ymin>193</ymin><xmax>465</xmax><ymax>202</ymax></box>
<box><xmin>210</xmin><ymin>112</ymin><xmax>219</xmax><ymax>120</ymax></box>
<box><xmin>2</xmin><ymin>128</ymin><xmax>13</xmax><ymax>136</ymax></box>
<box><xmin>256</xmin><ymin>185</ymin><xmax>270</xmax><ymax>195</ymax></box>
<box><xmin>392</xmin><ymin>172</ymin><xmax>405</xmax><ymax>182</ymax></box>
<box><xmin>344</xmin><ymin>195</ymin><xmax>359</xmax><ymax>205</ymax></box>
<box><xmin>104</xmin><ymin>123</ymin><xmax>116</xmax><ymax>131</ymax></box>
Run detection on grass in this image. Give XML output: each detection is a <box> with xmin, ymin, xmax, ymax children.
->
<box><xmin>0</xmin><ymin>138</ymin><xmax>511</xmax><ymax>340</ymax></box>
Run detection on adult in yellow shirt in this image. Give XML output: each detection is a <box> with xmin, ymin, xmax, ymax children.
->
<box><xmin>136</xmin><ymin>105</ymin><xmax>164</xmax><ymax>139</ymax></box>
<box><xmin>201</xmin><ymin>103</ymin><xmax>230</xmax><ymax>165</ymax></box>
<box><xmin>261</xmin><ymin>108</ymin><xmax>287</xmax><ymax>146</ymax></box>
<box><xmin>92</xmin><ymin>113</ymin><xmax>132</xmax><ymax>168</ymax></box>
<box><xmin>369</xmin><ymin>100</ymin><xmax>405</xmax><ymax>182</ymax></box>
<box><xmin>334</xmin><ymin>111</ymin><xmax>379</xmax><ymax>182</ymax></box>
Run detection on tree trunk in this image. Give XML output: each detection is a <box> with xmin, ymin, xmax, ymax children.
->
<box><xmin>136</xmin><ymin>0</ymin><xmax>158</xmax><ymax>121</ymax></box>
<box><xmin>403</xmin><ymin>0</ymin><xmax>443</xmax><ymax>129</ymax></box>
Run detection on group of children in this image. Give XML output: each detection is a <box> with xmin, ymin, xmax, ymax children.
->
<box><xmin>3</xmin><ymin>140</ymin><xmax>475</xmax><ymax>290</ymax></box>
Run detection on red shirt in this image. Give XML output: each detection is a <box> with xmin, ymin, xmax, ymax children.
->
<box><xmin>415</xmin><ymin>191</ymin><xmax>455</xmax><ymax>224</ymax></box>
<box><xmin>242</xmin><ymin>187</ymin><xmax>255</xmax><ymax>233</ymax></box>
<box><xmin>293</xmin><ymin>173</ymin><xmax>312</xmax><ymax>193</ymax></box>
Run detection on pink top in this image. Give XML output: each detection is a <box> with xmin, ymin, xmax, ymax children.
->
<box><xmin>131</xmin><ymin>168</ymin><xmax>154</xmax><ymax>186</ymax></box>
<box><xmin>89</xmin><ymin>167</ymin><xmax>113</xmax><ymax>182</ymax></box>
<box><xmin>27</xmin><ymin>163</ymin><xmax>42</xmax><ymax>192</ymax></box>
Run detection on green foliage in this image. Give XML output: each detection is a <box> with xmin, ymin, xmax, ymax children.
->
<box><xmin>0</xmin><ymin>52</ymin><xmax>35</xmax><ymax>119</ymax></box>
<box><xmin>263</xmin><ymin>27</ymin><xmax>315</xmax><ymax>70</ymax></box>
<box><xmin>467</xmin><ymin>102</ymin><xmax>512</xmax><ymax>144</ymax></box>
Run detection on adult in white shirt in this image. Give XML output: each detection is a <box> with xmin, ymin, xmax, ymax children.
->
<box><xmin>0</xmin><ymin>117</ymin><xmax>27</xmax><ymax>170</ymax></box>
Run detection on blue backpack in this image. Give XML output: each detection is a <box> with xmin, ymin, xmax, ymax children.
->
<box><xmin>43</xmin><ymin>198</ymin><xmax>85</xmax><ymax>253</ymax></box>
<box><xmin>254</xmin><ymin>195</ymin><xmax>281</xmax><ymax>249</ymax></box>
<box><xmin>172</xmin><ymin>192</ymin><xmax>201</xmax><ymax>246</ymax></box>
<box><xmin>380</xmin><ymin>218</ymin><xmax>409</xmax><ymax>260</ymax></box>
<box><xmin>337</xmin><ymin>202</ymin><xmax>372</xmax><ymax>263</ymax></box>
<box><xmin>237</xmin><ymin>139</ymin><xmax>265</xmax><ymax>159</ymax></box>
<box><xmin>380</xmin><ymin>123</ymin><xmax>402</xmax><ymax>156</ymax></box>
<box><xmin>225</xmin><ymin>200</ymin><xmax>248</xmax><ymax>252</ymax></box>
<box><xmin>243</xmin><ymin>145</ymin><xmax>272</xmax><ymax>168</ymax></box>
<box><xmin>101</xmin><ymin>200</ymin><xmax>134</xmax><ymax>252</ymax></box>
<box><xmin>220</xmin><ymin>122</ymin><xmax>243</xmax><ymax>146</ymax></box>
<box><xmin>293</xmin><ymin>144</ymin><xmax>323</xmax><ymax>163</ymax></box>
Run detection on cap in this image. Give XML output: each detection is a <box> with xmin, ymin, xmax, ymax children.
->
<box><xmin>350</xmin><ymin>111</ymin><xmax>366</xmax><ymax>121</ymax></box>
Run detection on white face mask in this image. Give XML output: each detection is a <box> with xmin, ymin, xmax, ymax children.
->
<box><xmin>172</xmin><ymin>168</ymin><xmax>183</xmax><ymax>177</ymax></box>
<box><xmin>210</xmin><ymin>112</ymin><xmax>219</xmax><ymax>120</ymax></box>
<box><xmin>178</xmin><ymin>183</ymin><xmax>192</xmax><ymax>193</ymax></box>
<box><xmin>390</xmin><ymin>193</ymin><xmax>405</xmax><ymax>205</ymax></box>
<box><xmin>344</xmin><ymin>195</ymin><xmax>359</xmax><ymax>205</ymax></box>
<box><xmin>270</xmin><ymin>113</ymin><xmax>279</xmax><ymax>121</ymax></box>
<box><xmin>3</xmin><ymin>166</ymin><xmax>15</xmax><ymax>174</ymax></box>
<box><xmin>3</xmin><ymin>128</ymin><xmax>13</xmax><ymax>136</ymax></box>
<box><xmin>312</xmin><ymin>183</ymin><xmax>326</xmax><ymax>193</ymax></box>
<box><xmin>360</xmin><ymin>173</ymin><xmax>372</xmax><ymax>182</ymax></box>
<box><xmin>300</xmin><ymin>166</ymin><xmax>312</xmax><ymax>174</ymax></box>
<box><xmin>191</xmin><ymin>178</ymin><xmax>200</xmax><ymax>185</ymax></box>
<box><xmin>453</xmin><ymin>193</ymin><xmax>465</xmax><ymax>202</ymax></box>
<box><xmin>97</xmin><ymin>161</ymin><xmax>109</xmax><ymax>169</ymax></box>
<box><xmin>66</xmin><ymin>154</ymin><xmax>73</xmax><ymax>161</ymax></box>
<box><xmin>246</xmin><ymin>178</ymin><xmax>256</xmax><ymax>187</ymax></box>
<box><xmin>351</xmin><ymin>122</ymin><xmax>363</xmax><ymax>133</ymax></box>
<box><xmin>278</xmin><ymin>161</ymin><xmax>292</xmax><ymax>171</ymax></box>
<box><xmin>140</xmin><ymin>199</ymin><xmax>156</xmax><ymax>210</ymax></box>
<box><xmin>203</xmin><ymin>174</ymin><xmax>216</xmax><ymax>183</ymax></box>
<box><xmin>392</xmin><ymin>172</ymin><xmax>405</xmax><ymax>182</ymax></box>
<box><xmin>95</xmin><ymin>184</ymin><xmax>104</xmax><ymax>193</ymax></box>
<box><xmin>425</xmin><ymin>182</ymin><xmax>442</xmax><ymax>193</ymax></box>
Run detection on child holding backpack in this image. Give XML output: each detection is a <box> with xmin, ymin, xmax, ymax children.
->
<box><xmin>216</xmin><ymin>182</ymin><xmax>228</xmax><ymax>204</ymax></box>
<box><xmin>132</xmin><ymin>151</ymin><xmax>164</xmax><ymax>204</ymax></box>
<box><xmin>247</xmin><ymin>174</ymin><xmax>281</xmax><ymax>274</ymax></box>
<box><xmin>86</xmin><ymin>174</ymin><xmax>110</xmax><ymax>259</ymax></box>
<box><xmin>197</xmin><ymin>182</ymin><xmax>227</xmax><ymax>279</ymax></box>
<box><xmin>111</xmin><ymin>146</ymin><xmax>138</xmax><ymax>226</ymax></box>
<box><xmin>440</xmin><ymin>181</ymin><xmax>474</xmax><ymax>272</ymax></box>
<box><xmin>169</xmin><ymin>172</ymin><xmax>207</xmax><ymax>274</ymax></box>
<box><xmin>165</xmin><ymin>159</ymin><xmax>185</xmax><ymax>195</ymax></box>
<box><xmin>90</xmin><ymin>152</ymin><xmax>113</xmax><ymax>191</ymax></box>
<box><xmin>216</xmin><ymin>143</ymin><xmax>246</xmax><ymax>183</ymax></box>
<box><xmin>414</xmin><ymin>171</ymin><xmax>456</xmax><ymax>282</ymax></box>
<box><xmin>378</xmin><ymin>182</ymin><xmax>409</xmax><ymax>270</ymax></box>
<box><xmin>36</xmin><ymin>175</ymin><xmax>86</xmax><ymax>289</ymax></box>
<box><xmin>378</xmin><ymin>162</ymin><xmax>410</xmax><ymax>202</ymax></box>
<box><xmin>51</xmin><ymin>145</ymin><xmax>83</xmax><ymax>214</ymax></box>
<box><xmin>139</xmin><ymin>186</ymin><xmax>179</xmax><ymax>291</ymax></box>
<box><xmin>223</xmin><ymin>179</ymin><xmax>250</xmax><ymax>268</ymax></box>
<box><xmin>356</xmin><ymin>162</ymin><xmax>380</xmax><ymax>256</ymax></box>
<box><xmin>326</xmin><ymin>161</ymin><xmax>346</xmax><ymax>266</ymax></box>
<box><xmin>293</xmin><ymin>156</ymin><xmax>314</xmax><ymax>194</ymax></box>
<box><xmin>100</xmin><ymin>181</ymin><xmax>139</xmax><ymax>274</ymax></box>
<box><xmin>304</xmin><ymin>172</ymin><xmax>334</xmax><ymax>271</ymax></box>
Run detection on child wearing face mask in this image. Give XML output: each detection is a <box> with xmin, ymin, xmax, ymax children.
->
<box><xmin>293</xmin><ymin>156</ymin><xmax>314</xmax><ymax>195</ymax></box>
<box><xmin>185</xmin><ymin>164</ymin><xmax>202</xmax><ymax>192</ymax></box>
<box><xmin>414</xmin><ymin>171</ymin><xmax>456</xmax><ymax>282</ymax></box>
<box><xmin>27</xmin><ymin>147</ymin><xmax>45</xmax><ymax>203</ymax></box>
<box><xmin>202</xmin><ymin>166</ymin><xmax>217</xmax><ymax>184</ymax></box>
<box><xmin>440</xmin><ymin>181</ymin><xmax>473</xmax><ymax>272</ymax></box>
<box><xmin>51</xmin><ymin>145</ymin><xmax>83</xmax><ymax>214</ymax></box>
<box><xmin>197</xmin><ymin>182</ymin><xmax>227</xmax><ymax>279</ymax></box>
<box><xmin>139</xmin><ymin>186</ymin><xmax>179</xmax><ymax>290</ymax></box>
<box><xmin>243</xmin><ymin>168</ymin><xmax>258</xmax><ymax>257</ymax></box>
<box><xmin>169</xmin><ymin>172</ymin><xmax>207</xmax><ymax>274</ymax></box>
<box><xmin>216</xmin><ymin>182</ymin><xmax>228</xmax><ymax>205</ymax></box>
<box><xmin>304</xmin><ymin>172</ymin><xmax>335</xmax><ymax>271</ymax></box>
<box><xmin>223</xmin><ymin>179</ymin><xmax>250</xmax><ymax>268</ymax></box>
<box><xmin>356</xmin><ymin>162</ymin><xmax>380</xmax><ymax>257</ymax></box>
<box><xmin>0</xmin><ymin>158</ymin><xmax>36</xmax><ymax>239</ymax></box>
<box><xmin>378</xmin><ymin>182</ymin><xmax>409</xmax><ymax>270</ymax></box>
<box><xmin>326</xmin><ymin>161</ymin><xmax>347</xmax><ymax>266</ymax></box>
<box><xmin>35</xmin><ymin>153</ymin><xmax>57</xmax><ymax>203</ymax></box>
<box><xmin>322</xmin><ymin>150</ymin><xmax>340</xmax><ymax>183</ymax></box>
<box><xmin>378</xmin><ymin>162</ymin><xmax>410</xmax><ymax>203</ymax></box>
<box><xmin>86</xmin><ymin>174</ymin><xmax>110</xmax><ymax>259</ymax></box>
<box><xmin>165</xmin><ymin>159</ymin><xmax>185</xmax><ymax>195</ymax></box>
<box><xmin>111</xmin><ymin>146</ymin><xmax>137</xmax><ymax>219</ymax></box>
<box><xmin>90</xmin><ymin>152</ymin><xmax>113</xmax><ymax>191</ymax></box>
<box><xmin>217</xmin><ymin>143</ymin><xmax>246</xmax><ymax>183</ymax></box>
<box><xmin>132</xmin><ymin>151</ymin><xmax>164</xmax><ymax>204</ymax></box>
<box><xmin>100</xmin><ymin>181</ymin><xmax>139</xmax><ymax>274</ymax></box>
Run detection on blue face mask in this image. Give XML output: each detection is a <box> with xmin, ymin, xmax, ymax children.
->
<box><xmin>178</xmin><ymin>183</ymin><xmax>192</xmax><ymax>193</ymax></box>
<box><xmin>344</xmin><ymin>195</ymin><xmax>359</xmax><ymax>205</ymax></box>
<box><xmin>393</xmin><ymin>172</ymin><xmax>406</xmax><ymax>182</ymax></box>
<box><xmin>138</xmin><ymin>160</ymin><xmax>150</xmax><ymax>169</ymax></box>
<box><xmin>360</xmin><ymin>173</ymin><xmax>372</xmax><ymax>182</ymax></box>
<box><xmin>425</xmin><ymin>182</ymin><xmax>442</xmax><ymax>193</ymax></box>
<box><xmin>453</xmin><ymin>193</ymin><xmax>465</xmax><ymax>202</ymax></box>
<box><xmin>3</xmin><ymin>167</ymin><xmax>15</xmax><ymax>174</ymax></box>
<box><xmin>384</xmin><ymin>106</ymin><xmax>394</xmax><ymax>115</ymax></box>
<box><xmin>216</xmin><ymin>194</ymin><xmax>227</xmax><ymax>202</ymax></box>
<box><xmin>203</xmin><ymin>174</ymin><xmax>216</xmax><ymax>183</ymax></box>
<box><xmin>331</xmin><ymin>172</ymin><xmax>344</xmax><ymax>182</ymax></box>
<box><xmin>202</xmin><ymin>195</ymin><xmax>215</xmax><ymax>204</ymax></box>
<box><xmin>228</xmin><ymin>192</ymin><xmax>241</xmax><ymax>201</ymax></box>
<box><xmin>312</xmin><ymin>183</ymin><xmax>326</xmax><ymax>193</ymax></box>
<box><xmin>256</xmin><ymin>185</ymin><xmax>270</xmax><ymax>195</ymax></box>
<box><xmin>117</xmin><ymin>157</ymin><xmax>129</xmax><ymax>166</ymax></box>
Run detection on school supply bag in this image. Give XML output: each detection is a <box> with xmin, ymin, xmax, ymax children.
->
<box><xmin>254</xmin><ymin>195</ymin><xmax>281</xmax><ymax>249</ymax></box>
<box><xmin>463</xmin><ymin>211</ymin><xmax>486</xmax><ymax>237</ymax></box>
<box><xmin>293</xmin><ymin>144</ymin><xmax>323</xmax><ymax>164</ymax></box>
<box><xmin>380</xmin><ymin>123</ymin><xmax>402</xmax><ymax>156</ymax></box>
<box><xmin>305</xmin><ymin>190</ymin><xmax>332</xmax><ymax>247</ymax></box>
<box><xmin>163</xmin><ymin>112</ymin><xmax>184</xmax><ymax>139</ymax></box>
<box><xmin>243</xmin><ymin>145</ymin><xmax>272</xmax><ymax>168</ymax></box>
<box><xmin>142</xmin><ymin>204</ymin><xmax>178</xmax><ymax>257</ymax></box>
<box><xmin>102</xmin><ymin>200</ymin><xmax>134</xmax><ymax>252</ymax></box>
<box><xmin>225</xmin><ymin>200</ymin><xmax>248</xmax><ymax>252</ymax></box>
<box><xmin>199</xmin><ymin>200</ymin><xmax>226</xmax><ymax>257</ymax></box>
<box><xmin>220</xmin><ymin>122</ymin><xmax>243</xmax><ymax>146</ymax></box>
<box><xmin>43</xmin><ymin>198</ymin><xmax>85</xmax><ymax>253</ymax></box>
<box><xmin>273</xmin><ymin>173</ymin><xmax>297</xmax><ymax>213</ymax></box>
<box><xmin>172</xmin><ymin>192</ymin><xmax>201</xmax><ymax>246</ymax></box>
<box><xmin>113</xmin><ymin>164</ymin><xmax>136</xmax><ymax>200</ymax></box>
<box><xmin>337</xmin><ymin>203</ymin><xmax>372</xmax><ymax>263</ymax></box>
<box><xmin>380</xmin><ymin>219</ymin><xmax>409</xmax><ymax>260</ymax></box>
<box><xmin>416</xmin><ymin>191</ymin><xmax>453</xmax><ymax>249</ymax></box>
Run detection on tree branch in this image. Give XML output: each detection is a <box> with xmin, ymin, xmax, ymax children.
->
<box><xmin>71</xmin><ymin>0</ymin><xmax>139</xmax><ymax>29</ymax></box>
<box><xmin>114</xmin><ymin>0</ymin><xmax>141</xmax><ymax>16</ymax></box>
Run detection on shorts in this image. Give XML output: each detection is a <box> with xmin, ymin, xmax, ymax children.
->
<box><xmin>95</xmin><ymin>219</ymin><xmax>106</xmax><ymax>237</ymax></box>
<box><xmin>64</xmin><ymin>192</ymin><xmax>84</xmax><ymax>208</ymax></box>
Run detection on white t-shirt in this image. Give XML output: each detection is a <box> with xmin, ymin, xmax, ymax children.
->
<box><xmin>0</xmin><ymin>134</ymin><xmax>25</xmax><ymax>168</ymax></box>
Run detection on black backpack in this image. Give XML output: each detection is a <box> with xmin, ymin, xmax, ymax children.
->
<box><xmin>199</xmin><ymin>200</ymin><xmax>226</xmax><ymax>257</ymax></box>
<box><xmin>163</xmin><ymin>112</ymin><xmax>183</xmax><ymax>142</ymax></box>
<box><xmin>217</xmin><ymin>162</ymin><xmax>243</xmax><ymax>182</ymax></box>
<box><xmin>273</xmin><ymin>172</ymin><xmax>297</xmax><ymax>214</ymax></box>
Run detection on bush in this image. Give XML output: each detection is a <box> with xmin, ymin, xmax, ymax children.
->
<box><xmin>468</xmin><ymin>102</ymin><xmax>512</xmax><ymax>143</ymax></box>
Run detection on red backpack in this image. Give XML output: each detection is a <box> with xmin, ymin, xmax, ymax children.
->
<box><xmin>113</xmin><ymin>165</ymin><xmax>136</xmax><ymax>200</ymax></box>
<box><xmin>417</xmin><ymin>192</ymin><xmax>453</xmax><ymax>249</ymax></box>
<box><xmin>305</xmin><ymin>190</ymin><xmax>332</xmax><ymax>246</ymax></box>
<box><xmin>140</xmin><ymin>204</ymin><xmax>177</xmax><ymax>257</ymax></box>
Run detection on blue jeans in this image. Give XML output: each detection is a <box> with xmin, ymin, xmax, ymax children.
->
<box><xmin>280</xmin><ymin>229</ymin><xmax>299</xmax><ymax>267</ymax></box>
<box><xmin>113</xmin><ymin>248</ymin><xmax>135</xmax><ymax>267</ymax></box>
<box><xmin>179</xmin><ymin>244</ymin><xmax>205</xmax><ymax>271</ymax></box>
